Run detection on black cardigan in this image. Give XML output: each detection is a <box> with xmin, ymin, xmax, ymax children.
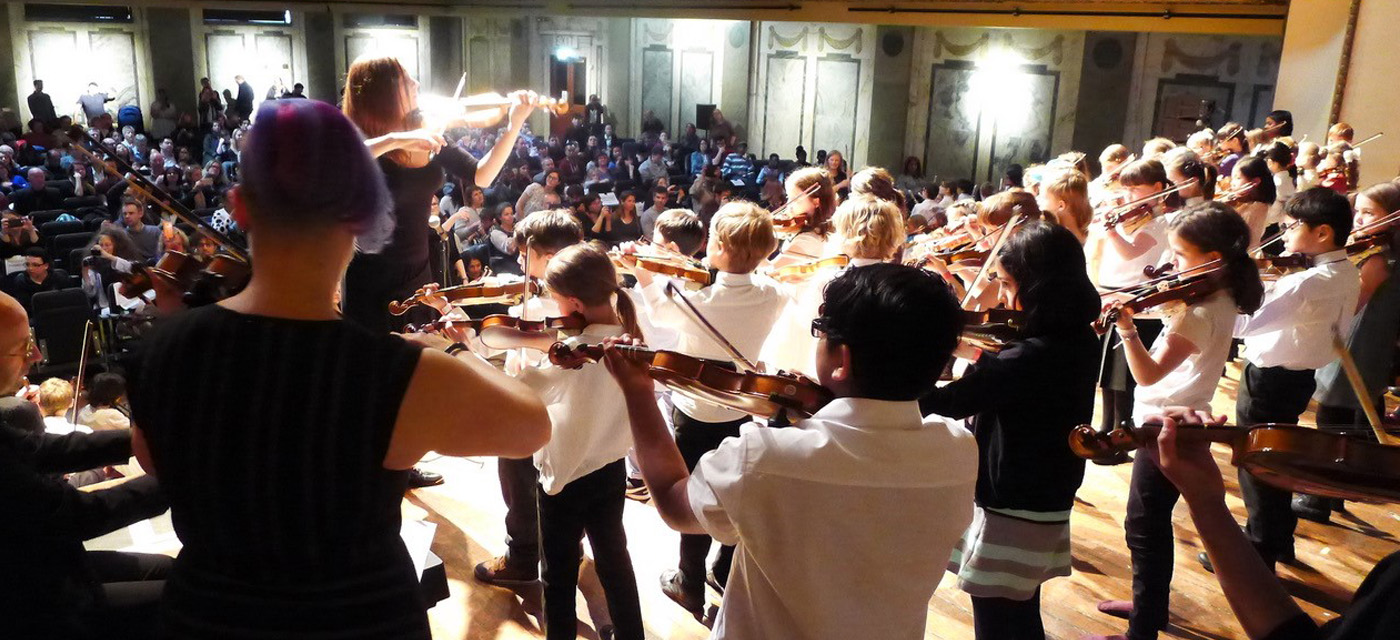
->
<box><xmin>921</xmin><ymin>327</ymin><xmax>1100</xmax><ymax>512</ymax></box>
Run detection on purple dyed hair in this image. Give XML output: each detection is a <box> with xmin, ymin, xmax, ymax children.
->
<box><xmin>240</xmin><ymin>99</ymin><xmax>394</xmax><ymax>252</ymax></box>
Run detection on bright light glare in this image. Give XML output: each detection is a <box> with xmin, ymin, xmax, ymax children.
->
<box><xmin>554</xmin><ymin>46</ymin><xmax>579</xmax><ymax>61</ymax></box>
<box><xmin>969</xmin><ymin>49</ymin><xmax>1032</xmax><ymax>134</ymax></box>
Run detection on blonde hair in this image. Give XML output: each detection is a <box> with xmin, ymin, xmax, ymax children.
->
<box><xmin>1043</xmin><ymin>171</ymin><xmax>1093</xmax><ymax>235</ymax></box>
<box><xmin>1099</xmin><ymin>144</ymin><xmax>1131</xmax><ymax>166</ymax></box>
<box><xmin>1143</xmin><ymin>137</ymin><xmax>1177</xmax><ymax>158</ymax></box>
<box><xmin>712</xmin><ymin>202</ymin><xmax>778</xmax><ymax>273</ymax></box>
<box><xmin>1329</xmin><ymin>122</ymin><xmax>1354</xmax><ymax>141</ymax></box>
<box><xmin>38</xmin><ymin>378</ymin><xmax>73</xmax><ymax>417</ymax></box>
<box><xmin>544</xmin><ymin>243</ymin><xmax>643</xmax><ymax>339</ymax></box>
<box><xmin>833</xmin><ymin>195</ymin><xmax>903</xmax><ymax>260</ymax></box>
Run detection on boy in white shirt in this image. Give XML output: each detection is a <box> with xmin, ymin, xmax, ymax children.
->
<box><xmin>602</xmin><ymin>263</ymin><xmax>978</xmax><ymax>639</ymax></box>
<box><xmin>1228</xmin><ymin>188</ymin><xmax>1360</xmax><ymax>571</ymax></box>
<box><xmin>626</xmin><ymin>202</ymin><xmax>788</xmax><ymax>614</ymax></box>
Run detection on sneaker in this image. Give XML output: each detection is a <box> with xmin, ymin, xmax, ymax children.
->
<box><xmin>408</xmin><ymin>468</ymin><xmax>444</xmax><ymax>488</ymax></box>
<box><xmin>474</xmin><ymin>555</ymin><xmax>538</xmax><ymax>587</ymax></box>
<box><xmin>705</xmin><ymin>570</ymin><xmax>725</xmax><ymax>595</ymax></box>
<box><xmin>1096</xmin><ymin>600</ymin><xmax>1132</xmax><ymax>620</ymax></box>
<box><xmin>659</xmin><ymin>569</ymin><xmax>704</xmax><ymax>618</ymax></box>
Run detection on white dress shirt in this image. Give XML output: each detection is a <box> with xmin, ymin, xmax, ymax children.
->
<box><xmin>515</xmin><ymin>323</ymin><xmax>633</xmax><ymax>494</ymax></box>
<box><xmin>641</xmin><ymin>271</ymin><xmax>788</xmax><ymax>423</ymax></box>
<box><xmin>1236</xmin><ymin>249</ymin><xmax>1360</xmax><ymax>370</ymax></box>
<box><xmin>688</xmin><ymin>398</ymin><xmax>978</xmax><ymax>639</ymax></box>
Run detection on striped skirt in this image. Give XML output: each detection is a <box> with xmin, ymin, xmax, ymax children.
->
<box><xmin>947</xmin><ymin>505</ymin><xmax>1073</xmax><ymax>601</ymax></box>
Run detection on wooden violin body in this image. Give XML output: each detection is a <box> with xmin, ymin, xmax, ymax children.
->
<box><xmin>1069</xmin><ymin>422</ymin><xmax>1400</xmax><ymax>502</ymax></box>
<box><xmin>119</xmin><ymin>250</ymin><xmax>203</xmax><ymax>299</ymax></box>
<box><xmin>770</xmin><ymin>255</ymin><xmax>850</xmax><ymax>283</ymax></box>
<box><xmin>612</xmin><ymin>253</ymin><xmax>711</xmax><ymax>285</ymax></box>
<box><xmin>960</xmin><ymin>308</ymin><xmax>1024</xmax><ymax>353</ymax></box>
<box><xmin>389</xmin><ymin>279</ymin><xmax>537</xmax><ymax>315</ymax></box>
<box><xmin>551</xmin><ymin>343</ymin><xmax>833</xmax><ymax>419</ymax></box>
<box><xmin>1095</xmin><ymin>268</ymin><xmax>1222</xmax><ymax>334</ymax></box>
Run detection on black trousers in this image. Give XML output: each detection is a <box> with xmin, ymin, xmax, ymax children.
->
<box><xmin>1236</xmin><ymin>363</ymin><xmax>1315</xmax><ymax>558</ymax></box>
<box><xmin>971</xmin><ymin>588</ymin><xmax>1043</xmax><ymax>640</ymax></box>
<box><xmin>1100</xmin><ymin>318</ymin><xmax>1165</xmax><ymax>431</ymax></box>
<box><xmin>539</xmin><ymin>460</ymin><xmax>643</xmax><ymax>640</ymax></box>
<box><xmin>85</xmin><ymin>550</ymin><xmax>172</xmax><ymax>640</ymax></box>
<box><xmin>499</xmin><ymin>455</ymin><xmax>541</xmax><ymax>567</ymax></box>
<box><xmin>343</xmin><ymin>253</ymin><xmax>434</xmax><ymax>333</ymax></box>
<box><xmin>1124</xmin><ymin>452</ymin><xmax>1180</xmax><ymax>640</ymax></box>
<box><xmin>672</xmin><ymin>407</ymin><xmax>746</xmax><ymax>590</ymax></box>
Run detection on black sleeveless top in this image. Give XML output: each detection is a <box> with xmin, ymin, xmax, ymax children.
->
<box><xmin>130</xmin><ymin>305</ymin><xmax>428</xmax><ymax>639</ymax></box>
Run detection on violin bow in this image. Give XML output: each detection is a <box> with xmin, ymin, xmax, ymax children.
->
<box><xmin>1351</xmin><ymin>132</ymin><xmax>1384</xmax><ymax>149</ymax></box>
<box><xmin>70</xmin><ymin>320</ymin><xmax>93</xmax><ymax>421</ymax></box>
<box><xmin>1352</xmin><ymin>209</ymin><xmax>1400</xmax><ymax>238</ymax></box>
<box><xmin>1331</xmin><ymin>333</ymin><xmax>1400</xmax><ymax>446</ymax></box>
<box><xmin>770</xmin><ymin>181</ymin><xmax>823</xmax><ymax>221</ymax></box>
<box><xmin>661</xmin><ymin>281</ymin><xmax>761</xmax><ymax>374</ymax></box>
<box><xmin>958</xmin><ymin>210</ymin><xmax>1025</xmax><ymax>309</ymax></box>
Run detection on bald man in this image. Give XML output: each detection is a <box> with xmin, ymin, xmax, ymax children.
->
<box><xmin>0</xmin><ymin>291</ymin><xmax>170</xmax><ymax>639</ymax></box>
<box><xmin>11</xmin><ymin>166</ymin><xmax>63</xmax><ymax>214</ymax></box>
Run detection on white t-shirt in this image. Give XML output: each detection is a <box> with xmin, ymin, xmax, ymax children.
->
<box><xmin>1096</xmin><ymin>215</ymin><xmax>1169</xmax><ymax>289</ymax></box>
<box><xmin>515</xmin><ymin>324</ymin><xmax>633</xmax><ymax>494</ymax></box>
<box><xmin>688</xmin><ymin>398</ymin><xmax>978</xmax><ymax>639</ymax></box>
<box><xmin>1133</xmin><ymin>291</ymin><xmax>1238</xmax><ymax>423</ymax></box>
<box><xmin>44</xmin><ymin>416</ymin><xmax>91</xmax><ymax>435</ymax></box>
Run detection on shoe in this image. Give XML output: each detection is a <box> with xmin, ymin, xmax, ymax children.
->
<box><xmin>706</xmin><ymin>570</ymin><xmax>725</xmax><ymax>595</ymax></box>
<box><xmin>1200</xmin><ymin>548</ymin><xmax>1289</xmax><ymax>574</ymax></box>
<box><xmin>597</xmin><ymin>624</ymin><xmax>615</xmax><ymax>640</ymax></box>
<box><xmin>474</xmin><ymin>555</ymin><xmax>538</xmax><ymax>587</ymax></box>
<box><xmin>1096</xmin><ymin>600</ymin><xmax>1132</xmax><ymax>620</ymax></box>
<box><xmin>625</xmin><ymin>483</ymin><xmax>651</xmax><ymax>503</ymax></box>
<box><xmin>408</xmin><ymin>468</ymin><xmax>444</xmax><ymax>488</ymax></box>
<box><xmin>1292</xmin><ymin>495</ymin><xmax>1332</xmax><ymax>524</ymax></box>
<box><xmin>1198</xmin><ymin>551</ymin><xmax>1214</xmax><ymax>573</ymax></box>
<box><xmin>659</xmin><ymin>569</ymin><xmax>704</xmax><ymax>618</ymax></box>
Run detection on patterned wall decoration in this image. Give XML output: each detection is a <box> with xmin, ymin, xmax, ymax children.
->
<box><xmin>750</xmin><ymin>22</ymin><xmax>875</xmax><ymax>165</ymax></box>
<box><xmin>907</xmin><ymin>27</ymin><xmax>1083</xmax><ymax>184</ymax></box>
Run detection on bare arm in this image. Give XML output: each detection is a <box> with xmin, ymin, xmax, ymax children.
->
<box><xmin>1105</xmin><ymin>223</ymin><xmax>1157</xmax><ymax>261</ymax></box>
<box><xmin>1115</xmin><ymin>308</ymin><xmax>1197</xmax><ymax>387</ymax></box>
<box><xmin>385</xmin><ymin>344</ymin><xmax>551</xmax><ymax>468</ymax></box>
<box><xmin>472</xmin><ymin>91</ymin><xmax>538</xmax><ymax>188</ymax></box>
<box><xmin>603</xmin><ymin>340</ymin><xmax>706</xmax><ymax>533</ymax></box>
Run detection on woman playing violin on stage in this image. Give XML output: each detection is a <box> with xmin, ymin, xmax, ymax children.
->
<box><xmin>1095</xmin><ymin>202</ymin><xmax>1263</xmax><ymax>640</ymax></box>
<box><xmin>921</xmin><ymin>221</ymin><xmax>1101</xmax><ymax>640</ymax></box>
<box><xmin>341</xmin><ymin>54</ymin><xmax>541</xmax><ymax>333</ymax></box>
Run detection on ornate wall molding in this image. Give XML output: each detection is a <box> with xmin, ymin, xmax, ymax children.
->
<box><xmin>1162</xmin><ymin>39</ymin><xmax>1242</xmax><ymax>76</ymax></box>
<box><xmin>932</xmin><ymin>32</ymin><xmax>990</xmax><ymax>58</ymax></box>
<box><xmin>818</xmin><ymin>27</ymin><xmax>862</xmax><ymax>54</ymax></box>
<box><xmin>768</xmin><ymin>26</ymin><xmax>808</xmax><ymax>51</ymax></box>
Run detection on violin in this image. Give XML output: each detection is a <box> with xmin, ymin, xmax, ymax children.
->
<box><xmin>770</xmin><ymin>182</ymin><xmax>824</xmax><ymax>234</ymax></box>
<box><xmin>119</xmin><ymin>250</ymin><xmax>204</xmax><ymax>299</ymax></box>
<box><xmin>611</xmin><ymin>252</ymin><xmax>711</xmax><ymax>285</ymax></box>
<box><xmin>388</xmin><ymin>279</ymin><xmax>539</xmax><ymax>315</ymax></box>
<box><xmin>1202</xmin><ymin>123</ymin><xmax>1245</xmax><ymax>165</ymax></box>
<box><xmin>548</xmin><ymin>342</ymin><xmax>833</xmax><ymax>419</ymax></box>
<box><xmin>960</xmin><ymin>308</ymin><xmax>1024</xmax><ymax>353</ymax></box>
<box><xmin>1256</xmin><ymin>253</ymin><xmax>1311</xmax><ymax>279</ymax></box>
<box><xmin>1068</xmin><ymin>421</ymin><xmax>1400</xmax><ymax>502</ymax></box>
<box><xmin>1095</xmin><ymin>262</ymin><xmax>1222</xmax><ymax>334</ymax></box>
<box><xmin>1100</xmin><ymin>178</ymin><xmax>1197</xmax><ymax>232</ymax></box>
<box><xmin>1347</xmin><ymin>231</ymin><xmax>1394</xmax><ymax>264</ymax></box>
<box><xmin>769</xmin><ymin>254</ymin><xmax>850</xmax><ymax>283</ymax></box>
<box><xmin>1213</xmin><ymin>181</ymin><xmax>1256</xmax><ymax>207</ymax></box>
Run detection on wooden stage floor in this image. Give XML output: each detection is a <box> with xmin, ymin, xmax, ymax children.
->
<box><xmin>408</xmin><ymin>361</ymin><xmax>1400</xmax><ymax>639</ymax></box>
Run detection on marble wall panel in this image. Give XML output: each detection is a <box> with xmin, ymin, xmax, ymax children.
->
<box><xmin>812</xmin><ymin>57</ymin><xmax>858</xmax><ymax>158</ymax></box>
<box><xmin>762</xmin><ymin>54</ymin><xmax>806</xmax><ymax>157</ymax></box>
<box><xmin>206</xmin><ymin>32</ymin><xmax>248</xmax><ymax>97</ymax></box>
<box><xmin>469</xmin><ymin>37</ymin><xmax>491</xmax><ymax>92</ymax></box>
<box><xmin>89</xmin><ymin>31</ymin><xmax>139</xmax><ymax>108</ymax></box>
<box><xmin>641</xmin><ymin>47</ymin><xmax>673</xmax><ymax>133</ymax></box>
<box><xmin>925</xmin><ymin>61</ymin><xmax>980</xmax><ymax>183</ymax></box>
<box><xmin>27</xmin><ymin>30</ymin><xmax>80</xmax><ymax>107</ymax></box>
<box><xmin>989</xmin><ymin>68</ymin><xmax>1059</xmax><ymax>184</ymax></box>
<box><xmin>679</xmin><ymin>50</ymin><xmax>713</xmax><ymax>131</ymax></box>
<box><xmin>255</xmin><ymin>34</ymin><xmax>295</xmax><ymax>91</ymax></box>
<box><xmin>346</xmin><ymin>33</ymin><xmax>419</xmax><ymax>79</ymax></box>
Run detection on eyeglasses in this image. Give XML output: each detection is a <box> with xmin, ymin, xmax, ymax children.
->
<box><xmin>810</xmin><ymin>316</ymin><xmax>843</xmax><ymax>342</ymax></box>
<box><xmin>6</xmin><ymin>328</ymin><xmax>36</xmax><ymax>358</ymax></box>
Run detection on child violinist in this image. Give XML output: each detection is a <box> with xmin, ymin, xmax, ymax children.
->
<box><xmin>630</xmin><ymin>201</ymin><xmax>788</xmax><ymax>615</ymax></box>
<box><xmin>1040</xmin><ymin>170</ymin><xmax>1093</xmax><ymax>243</ymax></box>
<box><xmin>1088</xmin><ymin>159</ymin><xmax>1177</xmax><ymax>435</ymax></box>
<box><xmin>602</xmin><ymin>262</ymin><xmax>977</xmax><ymax>640</ymax></box>
<box><xmin>1228</xmin><ymin>156</ymin><xmax>1278</xmax><ymax>248</ymax></box>
<box><xmin>770</xmin><ymin>167</ymin><xmax>837</xmax><ymax>268</ymax></box>
<box><xmin>1164</xmin><ymin>149</ymin><xmax>1216</xmax><ymax>209</ymax></box>
<box><xmin>1229</xmin><ymin>188</ymin><xmax>1359</xmax><ymax>572</ymax></box>
<box><xmin>1093</xmin><ymin>201</ymin><xmax>1263</xmax><ymax>640</ymax></box>
<box><xmin>761</xmin><ymin>195</ymin><xmax>904</xmax><ymax>378</ymax></box>
<box><xmin>921</xmin><ymin>221</ymin><xmax>1101</xmax><ymax>640</ymax></box>
<box><xmin>513</xmin><ymin>243</ymin><xmax>646</xmax><ymax>640</ymax></box>
<box><xmin>1300</xmin><ymin>182</ymin><xmax>1400</xmax><ymax>523</ymax></box>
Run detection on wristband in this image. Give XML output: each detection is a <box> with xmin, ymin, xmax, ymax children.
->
<box><xmin>1117</xmin><ymin>328</ymin><xmax>1139</xmax><ymax>341</ymax></box>
<box><xmin>445</xmin><ymin>342</ymin><xmax>470</xmax><ymax>356</ymax></box>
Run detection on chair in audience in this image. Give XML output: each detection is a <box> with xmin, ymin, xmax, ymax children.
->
<box><xmin>29</xmin><ymin>210</ymin><xmax>67</xmax><ymax>226</ymax></box>
<box><xmin>50</xmin><ymin>232</ymin><xmax>95</xmax><ymax>273</ymax></box>
<box><xmin>63</xmin><ymin>195</ymin><xmax>104</xmax><ymax>210</ymax></box>
<box><xmin>41</xmin><ymin>220</ymin><xmax>85</xmax><ymax>246</ymax></box>
<box><xmin>29</xmin><ymin>288</ymin><xmax>92</xmax><ymax>381</ymax></box>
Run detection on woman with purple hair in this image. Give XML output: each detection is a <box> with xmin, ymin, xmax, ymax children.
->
<box><xmin>340</xmin><ymin>55</ymin><xmax>539</xmax><ymax>334</ymax></box>
<box><xmin>126</xmin><ymin>99</ymin><xmax>550</xmax><ymax>639</ymax></box>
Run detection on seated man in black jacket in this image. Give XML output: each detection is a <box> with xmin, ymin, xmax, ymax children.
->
<box><xmin>0</xmin><ymin>291</ymin><xmax>170</xmax><ymax>640</ymax></box>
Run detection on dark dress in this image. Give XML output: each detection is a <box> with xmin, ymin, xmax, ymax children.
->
<box><xmin>129</xmin><ymin>305</ymin><xmax>428</xmax><ymax>639</ymax></box>
<box><xmin>345</xmin><ymin>147</ymin><xmax>477</xmax><ymax>333</ymax></box>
